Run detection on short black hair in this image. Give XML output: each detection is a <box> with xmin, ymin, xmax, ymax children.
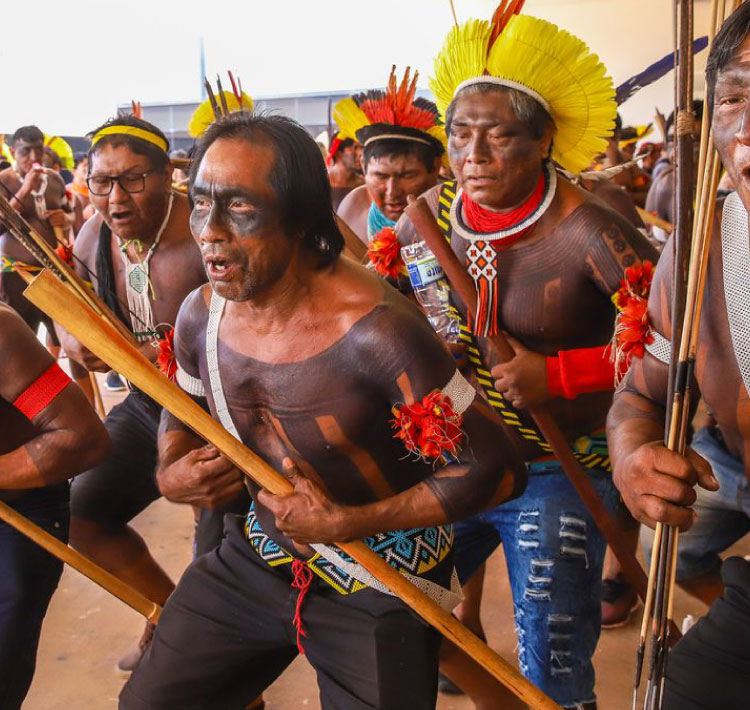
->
<box><xmin>87</xmin><ymin>115</ymin><xmax>170</xmax><ymax>172</ymax></box>
<box><xmin>190</xmin><ymin>111</ymin><xmax>344</xmax><ymax>268</ymax></box>
<box><xmin>445</xmin><ymin>83</ymin><xmax>554</xmax><ymax>142</ymax></box>
<box><xmin>11</xmin><ymin>125</ymin><xmax>44</xmax><ymax>146</ymax></box>
<box><xmin>361</xmin><ymin>134</ymin><xmax>441</xmax><ymax>172</ymax></box>
<box><xmin>706</xmin><ymin>2</ymin><xmax>750</xmax><ymax>115</ymax></box>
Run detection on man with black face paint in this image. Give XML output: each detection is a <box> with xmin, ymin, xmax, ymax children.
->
<box><xmin>609</xmin><ymin>0</ymin><xmax>750</xmax><ymax>615</ymax></box>
<box><xmin>57</xmin><ymin>115</ymin><xmax>247</xmax><ymax>672</ymax></box>
<box><xmin>396</xmin><ymin>6</ymin><xmax>657</xmax><ymax>709</ymax></box>
<box><xmin>0</xmin><ymin>125</ymin><xmax>73</xmax><ymax>346</ymax></box>
<box><xmin>120</xmin><ymin>111</ymin><xmax>525</xmax><ymax>710</ymax></box>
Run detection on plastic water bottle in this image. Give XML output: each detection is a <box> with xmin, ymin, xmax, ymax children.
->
<box><xmin>401</xmin><ymin>241</ymin><xmax>460</xmax><ymax>343</ymax></box>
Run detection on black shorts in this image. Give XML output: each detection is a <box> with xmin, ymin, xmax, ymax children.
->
<box><xmin>0</xmin><ymin>483</ymin><xmax>69</xmax><ymax>710</ymax></box>
<box><xmin>71</xmin><ymin>391</ymin><xmax>161</xmax><ymax>528</ymax></box>
<box><xmin>121</xmin><ymin>516</ymin><xmax>441</xmax><ymax>710</ymax></box>
<box><xmin>0</xmin><ymin>271</ymin><xmax>59</xmax><ymax>347</ymax></box>
<box><xmin>71</xmin><ymin>391</ymin><xmax>248</xmax><ymax>555</ymax></box>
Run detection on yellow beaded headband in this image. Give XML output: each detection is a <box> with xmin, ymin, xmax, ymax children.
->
<box><xmin>91</xmin><ymin>125</ymin><xmax>168</xmax><ymax>153</ymax></box>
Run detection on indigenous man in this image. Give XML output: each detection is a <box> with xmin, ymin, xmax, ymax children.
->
<box><xmin>396</xmin><ymin>6</ymin><xmax>657</xmax><ymax>708</ymax></box>
<box><xmin>326</xmin><ymin>131</ymin><xmax>363</xmax><ymax>210</ymax></box>
<box><xmin>0</xmin><ymin>303</ymin><xmax>109</xmax><ymax>709</ymax></box>
<box><xmin>120</xmin><ymin>111</ymin><xmax>525</xmax><ymax>709</ymax></box>
<box><xmin>57</xmin><ymin>115</ymin><xmax>246</xmax><ymax>669</ymax></box>
<box><xmin>608</xmin><ymin>1</ymin><xmax>750</xmax><ymax>610</ymax></box>
<box><xmin>0</xmin><ymin>125</ymin><xmax>74</xmax><ymax>346</ymax></box>
<box><xmin>336</xmin><ymin>67</ymin><xmax>445</xmax><ymax>244</ymax></box>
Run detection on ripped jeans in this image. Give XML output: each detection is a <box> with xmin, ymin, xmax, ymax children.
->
<box><xmin>453</xmin><ymin>461</ymin><xmax>618</xmax><ymax>708</ymax></box>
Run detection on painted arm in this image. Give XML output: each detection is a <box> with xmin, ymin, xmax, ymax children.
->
<box><xmin>0</xmin><ymin>307</ymin><xmax>109</xmax><ymax>488</ymax></box>
<box><xmin>606</xmin><ymin>239</ymin><xmax>717</xmax><ymax>530</ymax></box>
<box><xmin>155</xmin><ymin>288</ymin><xmax>245</xmax><ymax>509</ymax></box>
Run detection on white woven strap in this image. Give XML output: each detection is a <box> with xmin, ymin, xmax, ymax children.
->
<box><xmin>645</xmin><ymin>329</ymin><xmax>672</xmax><ymax>365</ymax></box>
<box><xmin>204</xmin><ymin>291</ymin><xmax>461</xmax><ymax>610</ymax></box>
<box><xmin>442</xmin><ymin>369</ymin><xmax>476</xmax><ymax>414</ymax></box>
<box><xmin>721</xmin><ymin>192</ymin><xmax>750</xmax><ymax>398</ymax></box>
<box><xmin>176</xmin><ymin>364</ymin><xmax>205</xmax><ymax>397</ymax></box>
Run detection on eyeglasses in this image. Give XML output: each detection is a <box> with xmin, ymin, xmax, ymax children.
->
<box><xmin>86</xmin><ymin>171</ymin><xmax>154</xmax><ymax>196</ymax></box>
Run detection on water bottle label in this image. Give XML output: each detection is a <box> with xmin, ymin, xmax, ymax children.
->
<box><xmin>407</xmin><ymin>257</ymin><xmax>445</xmax><ymax>288</ymax></box>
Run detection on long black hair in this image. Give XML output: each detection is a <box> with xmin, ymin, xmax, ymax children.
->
<box><xmin>190</xmin><ymin>111</ymin><xmax>344</xmax><ymax>267</ymax></box>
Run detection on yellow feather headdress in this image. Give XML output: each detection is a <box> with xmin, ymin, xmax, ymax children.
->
<box><xmin>188</xmin><ymin>72</ymin><xmax>254</xmax><ymax>138</ymax></box>
<box><xmin>430</xmin><ymin>2</ymin><xmax>616</xmax><ymax>174</ymax></box>
<box><xmin>333</xmin><ymin>66</ymin><xmax>447</xmax><ymax>160</ymax></box>
<box><xmin>44</xmin><ymin>135</ymin><xmax>75</xmax><ymax>171</ymax></box>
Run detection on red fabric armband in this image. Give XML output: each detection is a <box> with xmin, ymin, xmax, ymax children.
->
<box><xmin>545</xmin><ymin>345</ymin><xmax>615</xmax><ymax>399</ymax></box>
<box><xmin>13</xmin><ymin>362</ymin><xmax>71</xmax><ymax>420</ymax></box>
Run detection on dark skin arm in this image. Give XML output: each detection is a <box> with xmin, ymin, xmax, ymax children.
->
<box><xmin>606</xmin><ymin>237</ymin><xmax>717</xmax><ymax>531</ymax></box>
<box><xmin>0</xmin><ymin>306</ymin><xmax>109</xmax><ymax>488</ymax></box>
<box><xmin>155</xmin><ymin>291</ymin><xmax>245</xmax><ymax>509</ymax></box>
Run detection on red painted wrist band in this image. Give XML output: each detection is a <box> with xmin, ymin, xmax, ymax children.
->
<box><xmin>13</xmin><ymin>362</ymin><xmax>71</xmax><ymax>420</ymax></box>
<box><xmin>545</xmin><ymin>345</ymin><xmax>615</xmax><ymax>399</ymax></box>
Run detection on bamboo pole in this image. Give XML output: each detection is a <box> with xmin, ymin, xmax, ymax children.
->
<box><xmin>0</xmin><ymin>497</ymin><xmax>161</xmax><ymax>623</ymax></box>
<box><xmin>23</xmin><ymin>268</ymin><xmax>561</xmax><ymax>710</ymax></box>
<box><xmin>403</xmin><ymin>196</ymin><xmax>656</xmax><ymax>610</ymax></box>
<box><xmin>336</xmin><ymin>215</ymin><xmax>368</xmax><ymax>262</ymax></box>
<box><xmin>89</xmin><ymin>371</ymin><xmax>107</xmax><ymax>419</ymax></box>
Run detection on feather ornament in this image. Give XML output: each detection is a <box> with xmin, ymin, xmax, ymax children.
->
<box><xmin>486</xmin><ymin>15</ymin><xmax>616</xmax><ymax>173</ymax></box>
<box><xmin>188</xmin><ymin>90</ymin><xmax>254</xmax><ymax>138</ymax></box>
<box><xmin>332</xmin><ymin>97</ymin><xmax>371</xmax><ymax>142</ymax></box>
<box><xmin>430</xmin><ymin>19</ymin><xmax>493</xmax><ymax>118</ymax></box>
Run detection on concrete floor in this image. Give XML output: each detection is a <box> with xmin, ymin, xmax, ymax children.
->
<box><xmin>20</xmin><ymin>375</ymin><xmax>736</xmax><ymax>709</ymax></box>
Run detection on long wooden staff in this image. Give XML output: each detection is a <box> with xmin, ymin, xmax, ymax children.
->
<box><xmin>23</xmin><ymin>268</ymin><xmax>561</xmax><ymax>710</ymax></box>
<box><xmin>0</xmin><ymin>497</ymin><xmax>161</xmax><ymax>623</ymax></box>
<box><xmin>403</xmin><ymin>197</ymin><xmax>658</xmax><ymax>615</ymax></box>
<box><xmin>639</xmin><ymin>2</ymin><xmax>733</xmax><ymax>707</ymax></box>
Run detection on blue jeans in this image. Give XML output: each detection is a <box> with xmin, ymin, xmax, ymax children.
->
<box><xmin>0</xmin><ymin>484</ymin><xmax>69</xmax><ymax>710</ymax></box>
<box><xmin>453</xmin><ymin>462</ymin><xmax>618</xmax><ymax>708</ymax></box>
<box><xmin>642</xmin><ymin>425</ymin><xmax>750</xmax><ymax>582</ymax></box>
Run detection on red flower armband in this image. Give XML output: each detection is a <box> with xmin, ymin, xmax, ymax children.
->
<box><xmin>13</xmin><ymin>362</ymin><xmax>71</xmax><ymax>420</ymax></box>
<box><xmin>157</xmin><ymin>327</ymin><xmax>178</xmax><ymax>382</ymax></box>
<box><xmin>545</xmin><ymin>345</ymin><xmax>615</xmax><ymax>399</ymax></box>
<box><xmin>390</xmin><ymin>371</ymin><xmax>475</xmax><ymax>463</ymax></box>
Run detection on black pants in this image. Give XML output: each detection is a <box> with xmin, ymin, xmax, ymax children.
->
<box><xmin>0</xmin><ymin>271</ymin><xmax>59</xmax><ymax>346</ymax></box>
<box><xmin>0</xmin><ymin>484</ymin><xmax>69</xmax><ymax>710</ymax></box>
<box><xmin>71</xmin><ymin>392</ymin><xmax>245</xmax><ymax>554</ymax></box>
<box><xmin>121</xmin><ymin>516</ymin><xmax>441</xmax><ymax>710</ymax></box>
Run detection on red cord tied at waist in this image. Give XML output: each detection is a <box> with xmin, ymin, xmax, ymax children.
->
<box><xmin>291</xmin><ymin>559</ymin><xmax>314</xmax><ymax>654</ymax></box>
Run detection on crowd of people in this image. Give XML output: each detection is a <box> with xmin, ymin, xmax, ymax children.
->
<box><xmin>2</xmin><ymin>2</ymin><xmax>750</xmax><ymax>709</ymax></box>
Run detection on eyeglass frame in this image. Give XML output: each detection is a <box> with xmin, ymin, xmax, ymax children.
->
<box><xmin>86</xmin><ymin>171</ymin><xmax>156</xmax><ymax>196</ymax></box>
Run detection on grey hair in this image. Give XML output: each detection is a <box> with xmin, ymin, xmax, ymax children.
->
<box><xmin>444</xmin><ymin>83</ymin><xmax>554</xmax><ymax>140</ymax></box>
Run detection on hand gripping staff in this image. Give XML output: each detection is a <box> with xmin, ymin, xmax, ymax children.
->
<box><xmin>22</xmin><ymin>268</ymin><xmax>561</xmax><ymax>710</ymax></box>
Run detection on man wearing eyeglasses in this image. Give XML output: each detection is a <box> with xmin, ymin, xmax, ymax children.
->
<box><xmin>0</xmin><ymin>125</ymin><xmax>75</xmax><ymax>349</ymax></box>
<box><xmin>56</xmin><ymin>115</ymin><xmax>247</xmax><ymax>672</ymax></box>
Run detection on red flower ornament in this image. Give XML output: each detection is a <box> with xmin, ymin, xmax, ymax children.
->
<box><xmin>391</xmin><ymin>389</ymin><xmax>465</xmax><ymax>463</ymax></box>
<box><xmin>611</xmin><ymin>260</ymin><xmax>655</xmax><ymax>377</ymax></box>
<box><xmin>157</xmin><ymin>327</ymin><xmax>178</xmax><ymax>382</ymax></box>
<box><xmin>367</xmin><ymin>227</ymin><xmax>406</xmax><ymax>279</ymax></box>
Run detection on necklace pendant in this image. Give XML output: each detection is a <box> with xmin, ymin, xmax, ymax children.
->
<box><xmin>128</xmin><ymin>265</ymin><xmax>148</xmax><ymax>294</ymax></box>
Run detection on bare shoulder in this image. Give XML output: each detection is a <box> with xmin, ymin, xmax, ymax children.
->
<box><xmin>175</xmin><ymin>283</ymin><xmax>212</xmax><ymax>334</ymax></box>
<box><xmin>0</xmin><ymin>166</ymin><xmax>17</xmax><ymax>189</ymax></box>
<box><xmin>0</xmin><ymin>303</ymin><xmax>54</xmax><ymax>397</ymax></box>
<box><xmin>73</xmin><ymin>213</ymin><xmax>104</xmax><ymax>265</ymax></box>
<box><xmin>337</xmin><ymin>184</ymin><xmax>371</xmax><ymax>221</ymax></box>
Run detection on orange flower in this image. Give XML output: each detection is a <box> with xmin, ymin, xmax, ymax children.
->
<box><xmin>157</xmin><ymin>327</ymin><xmax>178</xmax><ymax>382</ymax></box>
<box><xmin>55</xmin><ymin>243</ymin><xmax>74</xmax><ymax>267</ymax></box>
<box><xmin>367</xmin><ymin>227</ymin><xmax>406</xmax><ymax>279</ymax></box>
<box><xmin>391</xmin><ymin>390</ymin><xmax>465</xmax><ymax>462</ymax></box>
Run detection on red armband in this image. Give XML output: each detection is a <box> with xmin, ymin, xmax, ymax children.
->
<box><xmin>13</xmin><ymin>362</ymin><xmax>71</xmax><ymax>420</ymax></box>
<box><xmin>546</xmin><ymin>345</ymin><xmax>615</xmax><ymax>399</ymax></box>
